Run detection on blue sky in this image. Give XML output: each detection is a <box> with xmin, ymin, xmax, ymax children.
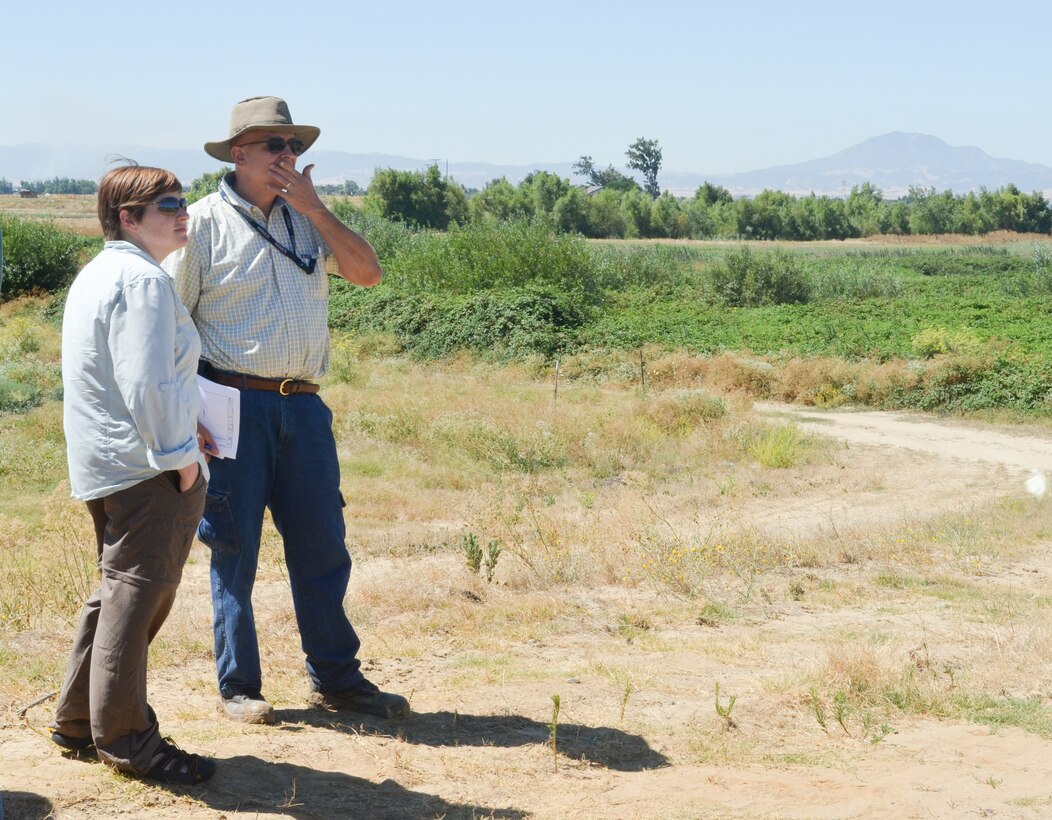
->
<box><xmin>6</xmin><ymin>0</ymin><xmax>1050</xmax><ymax>174</ymax></box>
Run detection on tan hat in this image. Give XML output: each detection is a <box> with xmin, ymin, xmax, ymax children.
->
<box><xmin>204</xmin><ymin>96</ymin><xmax>321</xmax><ymax>162</ymax></box>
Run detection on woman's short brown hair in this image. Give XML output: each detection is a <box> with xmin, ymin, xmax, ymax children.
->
<box><xmin>97</xmin><ymin>165</ymin><xmax>182</xmax><ymax>241</ymax></box>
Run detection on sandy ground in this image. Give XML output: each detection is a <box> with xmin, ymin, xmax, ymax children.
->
<box><xmin>3</xmin><ymin>404</ymin><xmax>1052</xmax><ymax>819</ymax></box>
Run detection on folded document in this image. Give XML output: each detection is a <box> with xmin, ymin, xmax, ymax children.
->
<box><xmin>197</xmin><ymin>375</ymin><xmax>240</xmax><ymax>459</ymax></box>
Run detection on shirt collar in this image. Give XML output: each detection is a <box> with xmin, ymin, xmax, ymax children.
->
<box><xmin>220</xmin><ymin>172</ymin><xmax>274</xmax><ymax>221</ymax></box>
<box><xmin>103</xmin><ymin>240</ymin><xmax>161</xmax><ymax>266</ymax></box>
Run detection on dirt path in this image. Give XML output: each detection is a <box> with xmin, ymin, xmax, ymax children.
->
<box><xmin>4</xmin><ymin>405</ymin><xmax>1052</xmax><ymax>819</ymax></box>
<box><xmin>759</xmin><ymin>402</ymin><xmax>1052</xmax><ymax>474</ymax></box>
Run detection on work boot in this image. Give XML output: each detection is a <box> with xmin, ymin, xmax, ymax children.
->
<box><xmin>219</xmin><ymin>693</ymin><xmax>275</xmax><ymax>724</ymax></box>
<box><xmin>309</xmin><ymin>678</ymin><xmax>410</xmax><ymax>719</ymax></box>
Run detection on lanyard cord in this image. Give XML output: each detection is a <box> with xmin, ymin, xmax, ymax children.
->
<box><xmin>220</xmin><ymin>189</ymin><xmax>317</xmax><ymax>274</ymax></box>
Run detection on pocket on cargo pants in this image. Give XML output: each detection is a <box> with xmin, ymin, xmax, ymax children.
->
<box><xmin>197</xmin><ymin>489</ymin><xmax>241</xmax><ymax>555</ymax></box>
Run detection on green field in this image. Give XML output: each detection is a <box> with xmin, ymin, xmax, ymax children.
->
<box><xmin>6</xmin><ymin>202</ymin><xmax>1052</xmax><ymax>415</ymax></box>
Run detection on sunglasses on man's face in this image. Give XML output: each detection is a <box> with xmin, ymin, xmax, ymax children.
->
<box><xmin>154</xmin><ymin>196</ymin><xmax>188</xmax><ymax>214</ymax></box>
<box><xmin>240</xmin><ymin>136</ymin><xmax>308</xmax><ymax>156</ymax></box>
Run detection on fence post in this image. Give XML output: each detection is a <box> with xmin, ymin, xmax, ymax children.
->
<box><xmin>0</xmin><ymin>223</ymin><xmax>4</xmax><ymax>298</ymax></box>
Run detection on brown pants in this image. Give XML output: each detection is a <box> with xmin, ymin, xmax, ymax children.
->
<box><xmin>52</xmin><ymin>469</ymin><xmax>206</xmax><ymax>775</ymax></box>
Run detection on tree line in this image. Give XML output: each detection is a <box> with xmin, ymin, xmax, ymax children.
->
<box><xmin>0</xmin><ymin>177</ymin><xmax>98</xmax><ymax>195</ymax></box>
<box><xmin>358</xmin><ymin>171</ymin><xmax>1051</xmax><ymax>240</ymax></box>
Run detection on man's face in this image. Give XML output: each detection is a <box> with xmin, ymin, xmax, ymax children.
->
<box><xmin>231</xmin><ymin>130</ymin><xmax>300</xmax><ymax>181</ymax></box>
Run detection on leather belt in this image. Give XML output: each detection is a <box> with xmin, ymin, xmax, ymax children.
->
<box><xmin>204</xmin><ymin>368</ymin><xmax>319</xmax><ymax>396</ymax></box>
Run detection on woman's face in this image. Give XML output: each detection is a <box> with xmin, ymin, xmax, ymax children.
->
<box><xmin>122</xmin><ymin>189</ymin><xmax>189</xmax><ymax>263</ymax></box>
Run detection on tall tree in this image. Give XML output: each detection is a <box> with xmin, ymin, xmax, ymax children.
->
<box><xmin>571</xmin><ymin>155</ymin><xmax>597</xmax><ymax>183</ymax></box>
<box><xmin>625</xmin><ymin>138</ymin><xmax>662</xmax><ymax>199</ymax></box>
<box><xmin>571</xmin><ymin>156</ymin><xmax>639</xmax><ymax>192</ymax></box>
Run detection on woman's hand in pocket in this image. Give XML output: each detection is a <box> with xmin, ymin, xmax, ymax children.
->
<box><xmin>177</xmin><ymin>462</ymin><xmax>200</xmax><ymax>493</ymax></box>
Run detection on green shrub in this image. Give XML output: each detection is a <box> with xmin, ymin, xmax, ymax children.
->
<box><xmin>709</xmin><ymin>247</ymin><xmax>811</xmax><ymax>306</ymax></box>
<box><xmin>911</xmin><ymin>327</ymin><xmax>984</xmax><ymax>359</ymax></box>
<box><xmin>0</xmin><ymin>377</ymin><xmax>39</xmax><ymax>413</ymax></box>
<box><xmin>384</xmin><ymin>218</ymin><xmax>601</xmax><ymax>303</ymax></box>
<box><xmin>893</xmin><ymin>354</ymin><xmax>1052</xmax><ymax>412</ymax></box>
<box><xmin>329</xmin><ymin>284</ymin><xmax>587</xmax><ymax>360</ymax></box>
<box><xmin>1</xmin><ymin>216</ymin><xmax>81</xmax><ymax>296</ymax></box>
<box><xmin>590</xmin><ymin>246</ymin><xmax>693</xmax><ymax>292</ymax></box>
<box><xmin>332</xmin><ymin>206</ymin><xmax>418</xmax><ymax>262</ymax></box>
<box><xmin>1001</xmin><ymin>245</ymin><xmax>1052</xmax><ymax>297</ymax></box>
<box><xmin>906</xmin><ymin>252</ymin><xmax>1023</xmax><ymax>278</ymax></box>
<box><xmin>0</xmin><ymin>359</ymin><xmax>63</xmax><ymax>413</ymax></box>
<box><xmin>808</xmin><ymin>263</ymin><xmax>903</xmax><ymax>301</ymax></box>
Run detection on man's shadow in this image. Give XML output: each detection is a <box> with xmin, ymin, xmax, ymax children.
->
<box><xmin>276</xmin><ymin>708</ymin><xmax>669</xmax><ymax>772</ymax></box>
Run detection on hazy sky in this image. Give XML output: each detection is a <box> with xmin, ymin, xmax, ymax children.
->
<box><xmin>5</xmin><ymin>0</ymin><xmax>1050</xmax><ymax>174</ymax></box>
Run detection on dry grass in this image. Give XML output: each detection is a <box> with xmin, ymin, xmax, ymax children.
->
<box><xmin>596</xmin><ymin>231</ymin><xmax>1052</xmax><ymax>250</ymax></box>
<box><xmin>0</xmin><ymin>193</ymin><xmax>101</xmax><ymax>237</ymax></box>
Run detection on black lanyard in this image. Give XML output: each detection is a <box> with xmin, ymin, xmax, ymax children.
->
<box><xmin>221</xmin><ymin>189</ymin><xmax>317</xmax><ymax>275</ymax></box>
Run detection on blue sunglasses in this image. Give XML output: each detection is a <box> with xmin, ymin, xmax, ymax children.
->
<box><xmin>153</xmin><ymin>196</ymin><xmax>189</xmax><ymax>214</ymax></box>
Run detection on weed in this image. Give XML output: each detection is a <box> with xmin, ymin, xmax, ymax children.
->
<box><xmin>809</xmin><ymin>687</ymin><xmax>828</xmax><ymax>731</ymax></box>
<box><xmin>619</xmin><ymin>681</ymin><xmax>634</xmax><ymax>724</ymax></box>
<box><xmin>616</xmin><ymin>612</ymin><xmax>652</xmax><ymax>641</ymax></box>
<box><xmin>715</xmin><ymin>683</ymin><xmax>738</xmax><ymax>729</ymax></box>
<box><xmin>869</xmin><ymin>723</ymin><xmax>894</xmax><ymax>744</ymax></box>
<box><xmin>740</xmin><ymin>422</ymin><xmax>810</xmax><ymax>469</ymax></box>
<box><xmin>483</xmin><ymin>538</ymin><xmax>502</xmax><ymax>582</ymax></box>
<box><xmin>696</xmin><ymin>600</ymin><xmax>735</xmax><ymax>626</ymax></box>
<box><xmin>461</xmin><ymin>532</ymin><xmax>483</xmax><ymax>574</ymax></box>
<box><xmin>833</xmin><ymin>690</ymin><xmax>850</xmax><ymax>735</ymax></box>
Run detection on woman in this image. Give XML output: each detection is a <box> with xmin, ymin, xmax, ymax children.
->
<box><xmin>50</xmin><ymin>165</ymin><xmax>215</xmax><ymax>785</ymax></box>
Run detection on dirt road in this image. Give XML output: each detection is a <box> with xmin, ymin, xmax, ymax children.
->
<box><xmin>760</xmin><ymin>402</ymin><xmax>1052</xmax><ymax>474</ymax></box>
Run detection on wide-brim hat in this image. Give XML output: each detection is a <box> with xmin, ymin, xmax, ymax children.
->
<box><xmin>204</xmin><ymin>96</ymin><xmax>321</xmax><ymax>162</ymax></box>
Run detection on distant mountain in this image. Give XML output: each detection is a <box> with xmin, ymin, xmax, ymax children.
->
<box><xmin>0</xmin><ymin>143</ymin><xmax>575</xmax><ymax>193</ymax></box>
<box><xmin>2</xmin><ymin>132</ymin><xmax>1051</xmax><ymax>199</ymax></box>
<box><xmin>663</xmin><ymin>132</ymin><xmax>1052</xmax><ymax>198</ymax></box>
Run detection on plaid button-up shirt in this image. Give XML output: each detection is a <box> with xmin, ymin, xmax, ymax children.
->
<box><xmin>163</xmin><ymin>175</ymin><xmax>332</xmax><ymax>380</ymax></box>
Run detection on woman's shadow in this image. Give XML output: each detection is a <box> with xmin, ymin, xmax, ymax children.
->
<box><xmin>2</xmin><ymin>791</ymin><xmax>54</xmax><ymax>820</ymax></box>
<box><xmin>197</xmin><ymin>756</ymin><xmax>527</xmax><ymax>819</ymax></box>
<box><xmin>50</xmin><ymin>750</ymin><xmax>525</xmax><ymax>819</ymax></box>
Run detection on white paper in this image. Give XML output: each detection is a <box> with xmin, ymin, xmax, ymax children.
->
<box><xmin>197</xmin><ymin>375</ymin><xmax>240</xmax><ymax>459</ymax></box>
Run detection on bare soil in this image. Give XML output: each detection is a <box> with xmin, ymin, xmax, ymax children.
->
<box><xmin>4</xmin><ymin>405</ymin><xmax>1052</xmax><ymax>819</ymax></box>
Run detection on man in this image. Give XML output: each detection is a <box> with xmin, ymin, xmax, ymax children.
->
<box><xmin>164</xmin><ymin>96</ymin><xmax>408</xmax><ymax>725</ymax></box>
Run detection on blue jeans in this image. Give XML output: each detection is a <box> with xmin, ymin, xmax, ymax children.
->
<box><xmin>198</xmin><ymin>389</ymin><xmax>364</xmax><ymax>698</ymax></box>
